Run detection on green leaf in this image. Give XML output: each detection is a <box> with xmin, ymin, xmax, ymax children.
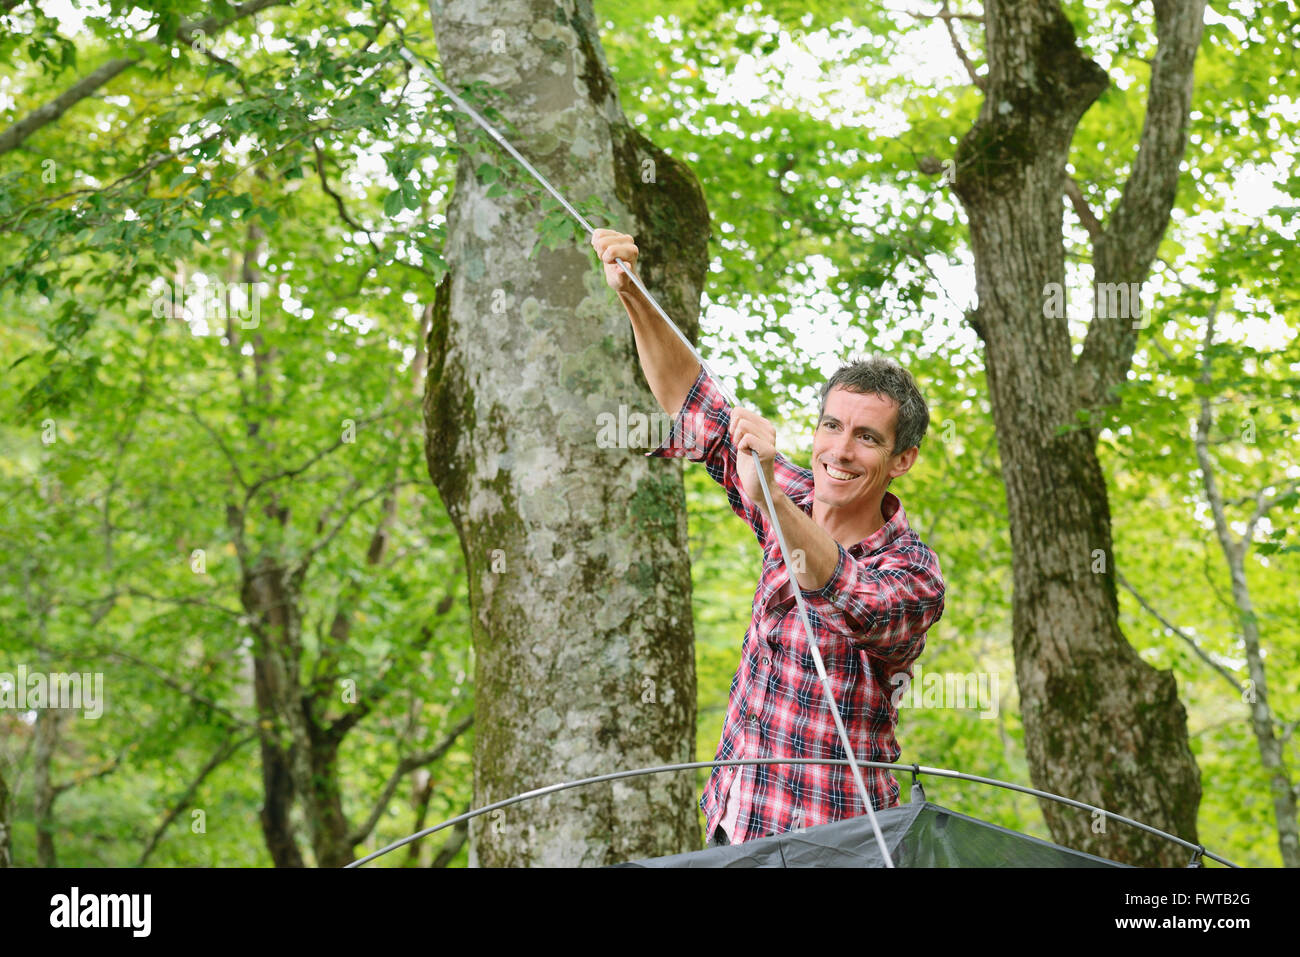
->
<box><xmin>383</xmin><ymin>189</ymin><xmax>404</xmax><ymax>218</ymax></box>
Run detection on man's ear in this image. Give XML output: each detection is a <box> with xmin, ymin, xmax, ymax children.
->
<box><xmin>889</xmin><ymin>446</ymin><xmax>919</xmax><ymax>479</ymax></box>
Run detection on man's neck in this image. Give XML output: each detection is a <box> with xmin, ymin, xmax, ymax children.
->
<box><xmin>812</xmin><ymin>494</ymin><xmax>888</xmax><ymax>550</ymax></box>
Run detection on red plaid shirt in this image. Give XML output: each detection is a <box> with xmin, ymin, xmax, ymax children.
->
<box><xmin>648</xmin><ymin>367</ymin><xmax>946</xmax><ymax>843</ymax></box>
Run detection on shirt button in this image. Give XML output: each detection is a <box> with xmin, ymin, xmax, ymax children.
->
<box><xmin>761</xmin><ymin>656</ymin><xmax>770</xmax><ymax>666</ymax></box>
<box><xmin>747</xmin><ymin>713</ymin><xmax>757</xmax><ymax>723</ymax></box>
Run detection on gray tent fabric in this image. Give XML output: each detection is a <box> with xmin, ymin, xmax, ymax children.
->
<box><xmin>612</xmin><ymin>801</ymin><xmax>1130</xmax><ymax>867</ymax></box>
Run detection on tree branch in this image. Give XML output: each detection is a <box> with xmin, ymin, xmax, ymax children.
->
<box><xmin>939</xmin><ymin>1</ymin><xmax>986</xmax><ymax>89</ymax></box>
<box><xmin>137</xmin><ymin>732</ymin><xmax>256</xmax><ymax>865</ymax></box>
<box><xmin>124</xmin><ymin>585</ymin><xmax>244</xmax><ymax>620</ymax></box>
<box><xmin>431</xmin><ymin>805</ymin><xmax>471</xmax><ymax>867</ymax></box>
<box><xmin>908</xmin><ymin>5</ymin><xmax>984</xmax><ymax>21</ymax></box>
<box><xmin>313</xmin><ymin>139</ymin><xmax>383</xmax><ymax>259</ymax></box>
<box><xmin>245</xmin><ymin>407</ymin><xmax>399</xmax><ymax>503</ymax></box>
<box><xmin>1116</xmin><ymin>570</ymin><xmax>1244</xmax><ymax>694</ymax></box>
<box><xmin>52</xmin><ymin>748</ymin><xmax>127</xmax><ymax>797</ymax></box>
<box><xmin>296</xmin><ymin>479</ymin><xmax>425</xmax><ymax>574</ymax></box>
<box><xmin>185</xmin><ymin>405</ymin><xmax>250</xmax><ymax>490</ymax></box>
<box><xmin>346</xmin><ymin>714</ymin><xmax>474</xmax><ymax>846</ymax></box>
<box><xmin>0</xmin><ymin>0</ymin><xmax>290</xmax><ymax>155</ymax></box>
<box><xmin>1074</xmin><ymin>0</ymin><xmax>1208</xmax><ymax>408</ymax></box>
<box><xmin>324</xmin><ymin>583</ymin><xmax>456</xmax><ymax>740</ymax></box>
<box><xmin>1244</xmin><ymin>478</ymin><xmax>1300</xmax><ymax>546</ymax></box>
<box><xmin>1192</xmin><ymin>303</ymin><xmax>1240</xmax><ymax>563</ymax></box>
<box><xmin>1064</xmin><ymin>176</ymin><xmax>1103</xmax><ymax>243</ymax></box>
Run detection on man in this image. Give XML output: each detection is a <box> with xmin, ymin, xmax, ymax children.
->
<box><xmin>592</xmin><ymin>228</ymin><xmax>946</xmax><ymax>848</ymax></box>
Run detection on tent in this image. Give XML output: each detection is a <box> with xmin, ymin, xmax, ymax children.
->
<box><xmin>347</xmin><ymin>759</ymin><xmax>1230</xmax><ymax>867</ymax></box>
<box><xmin>612</xmin><ymin>799</ymin><xmax>1129</xmax><ymax>868</ymax></box>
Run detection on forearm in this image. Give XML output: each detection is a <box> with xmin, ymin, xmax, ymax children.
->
<box><xmin>760</xmin><ymin>490</ymin><xmax>841</xmax><ymax>591</ymax></box>
<box><xmin>619</xmin><ymin>286</ymin><xmax>701</xmax><ymax>419</ymax></box>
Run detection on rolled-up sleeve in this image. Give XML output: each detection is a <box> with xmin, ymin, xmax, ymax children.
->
<box><xmin>646</xmin><ymin>367</ymin><xmax>723</xmax><ymax>464</ymax></box>
<box><xmin>646</xmin><ymin>368</ymin><xmax>808</xmax><ymax>548</ymax></box>
<box><xmin>799</xmin><ymin>541</ymin><xmax>945</xmax><ymax>666</ymax></box>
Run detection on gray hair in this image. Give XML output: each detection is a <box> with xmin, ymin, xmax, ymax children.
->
<box><xmin>817</xmin><ymin>355</ymin><xmax>931</xmax><ymax>456</ymax></box>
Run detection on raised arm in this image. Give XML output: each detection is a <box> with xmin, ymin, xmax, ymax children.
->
<box><xmin>592</xmin><ymin>228</ymin><xmax>701</xmax><ymax>419</ymax></box>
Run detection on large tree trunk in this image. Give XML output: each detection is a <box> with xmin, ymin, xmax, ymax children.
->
<box><xmin>423</xmin><ymin>0</ymin><xmax>708</xmax><ymax>866</ymax></box>
<box><xmin>952</xmin><ymin>0</ymin><xmax>1206</xmax><ymax>865</ymax></box>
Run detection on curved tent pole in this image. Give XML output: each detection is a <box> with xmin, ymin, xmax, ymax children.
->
<box><xmin>344</xmin><ymin>758</ymin><xmax>1238</xmax><ymax>868</ymax></box>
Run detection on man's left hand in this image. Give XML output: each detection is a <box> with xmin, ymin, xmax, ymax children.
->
<box><xmin>730</xmin><ymin>408</ymin><xmax>778</xmax><ymax>509</ymax></box>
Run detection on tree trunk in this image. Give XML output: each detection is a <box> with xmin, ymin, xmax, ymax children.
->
<box><xmin>952</xmin><ymin>0</ymin><xmax>1205</xmax><ymax>865</ymax></box>
<box><xmin>242</xmin><ymin>556</ymin><xmax>358</xmax><ymax>868</ymax></box>
<box><xmin>0</xmin><ymin>763</ymin><xmax>11</xmax><ymax>867</ymax></box>
<box><xmin>424</xmin><ymin>0</ymin><xmax>708</xmax><ymax>866</ymax></box>
<box><xmin>244</xmin><ymin>560</ymin><xmax>308</xmax><ymax>868</ymax></box>
<box><xmin>33</xmin><ymin>707</ymin><xmax>59</xmax><ymax>867</ymax></box>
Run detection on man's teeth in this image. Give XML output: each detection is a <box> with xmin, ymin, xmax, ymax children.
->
<box><xmin>825</xmin><ymin>465</ymin><xmax>859</xmax><ymax>480</ymax></box>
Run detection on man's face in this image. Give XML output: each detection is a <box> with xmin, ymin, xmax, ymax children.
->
<box><xmin>811</xmin><ymin>386</ymin><xmax>916</xmax><ymax>516</ymax></box>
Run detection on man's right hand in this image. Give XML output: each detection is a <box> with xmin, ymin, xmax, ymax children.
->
<box><xmin>591</xmin><ymin>228</ymin><xmax>640</xmax><ymax>295</ymax></box>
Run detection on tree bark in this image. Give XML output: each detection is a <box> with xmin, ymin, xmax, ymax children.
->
<box><xmin>951</xmin><ymin>0</ymin><xmax>1206</xmax><ymax>864</ymax></box>
<box><xmin>0</xmin><ymin>0</ymin><xmax>288</xmax><ymax>155</ymax></box>
<box><xmin>32</xmin><ymin>707</ymin><xmax>59</xmax><ymax>867</ymax></box>
<box><xmin>242</xmin><ymin>559</ymin><xmax>308</xmax><ymax>868</ymax></box>
<box><xmin>0</xmin><ymin>762</ymin><xmax>11</xmax><ymax>867</ymax></box>
<box><xmin>424</xmin><ymin>0</ymin><xmax>708</xmax><ymax>866</ymax></box>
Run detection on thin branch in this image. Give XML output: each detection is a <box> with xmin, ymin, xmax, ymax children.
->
<box><xmin>52</xmin><ymin>748</ymin><xmax>127</xmax><ymax>797</ymax></box>
<box><xmin>137</xmin><ymin>732</ymin><xmax>256</xmax><ymax>865</ymax></box>
<box><xmin>297</xmin><ymin>479</ymin><xmax>425</xmax><ymax>572</ymax></box>
<box><xmin>0</xmin><ymin>0</ymin><xmax>289</xmax><ymax>155</ymax></box>
<box><xmin>0</xmin><ymin>57</ymin><xmax>136</xmax><ymax>155</ymax></box>
<box><xmin>1244</xmin><ymin>478</ymin><xmax>1300</xmax><ymax>545</ymax></box>
<box><xmin>1064</xmin><ymin>177</ymin><xmax>1103</xmax><ymax>243</ymax></box>
<box><xmin>245</xmin><ymin>408</ymin><xmax>399</xmax><ymax>501</ymax></box>
<box><xmin>324</xmin><ymin>593</ymin><xmax>452</xmax><ymax>740</ymax></box>
<box><xmin>185</xmin><ymin>405</ymin><xmax>250</xmax><ymax>490</ymax></box>
<box><xmin>346</xmin><ymin>714</ymin><xmax>474</xmax><ymax>847</ymax></box>
<box><xmin>1116</xmin><ymin>570</ymin><xmax>1244</xmax><ymax>695</ymax></box>
<box><xmin>1194</xmin><ymin>303</ymin><xmax>1240</xmax><ymax>563</ymax></box>
<box><xmin>906</xmin><ymin>6</ymin><xmax>983</xmax><ymax>21</ymax></box>
<box><xmin>123</xmin><ymin>586</ymin><xmax>244</xmax><ymax>620</ymax></box>
<box><xmin>941</xmin><ymin>1</ymin><xmax>986</xmax><ymax>89</ymax></box>
<box><xmin>1280</xmin><ymin>719</ymin><xmax>1298</xmax><ymax>746</ymax></box>
<box><xmin>905</xmin><ymin>4</ymin><xmax>986</xmax><ymax>88</ymax></box>
<box><xmin>431</xmin><ymin>806</ymin><xmax>471</xmax><ymax>867</ymax></box>
<box><xmin>0</xmin><ymin>131</ymin><xmax>222</xmax><ymax>231</ymax></box>
<box><xmin>313</xmin><ymin>139</ymin><xmax>383</xmax><ymax>258</ymax></box>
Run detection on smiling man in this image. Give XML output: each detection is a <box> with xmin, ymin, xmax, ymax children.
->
<box><xmin>594</xmin><ymin>228</ymin><xmax>946</xmax><ymax>847</ymax></box>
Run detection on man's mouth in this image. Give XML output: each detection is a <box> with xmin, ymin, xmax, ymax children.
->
<box><xmin>823</xmin><ymin>463</ymin><xmax>861</xmax><ymax>482</ymax></box>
